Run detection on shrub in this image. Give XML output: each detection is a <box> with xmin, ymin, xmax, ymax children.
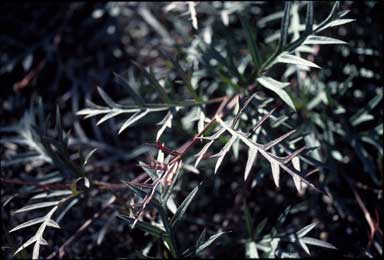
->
<box><xmin>1</xmin><ymin>2</ymin><xmax>382</xmax><ymax>259</ymax></box>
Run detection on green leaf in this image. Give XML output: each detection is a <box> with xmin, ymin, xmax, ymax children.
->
<box><xmin>158</xmin><ymin>50</ymin><xmax>199</xmax><ymax>101</ymax></box>
<box><xmin>291</xmin><ymin>156</ymin><xmax>302</xmax><ymax>193</ymax></box>
<box><xmin>351</xmin><ymin>113</ymin><xmax>374</xmax><ymax>126</ymax></box>
<box><xmin>14</xmin><ymin>236</ymin><xmax>37</xmax><ymax>256</ymax></box>
<box><xmin>123</xmin><ymin>181</ymin><xmax>162</xmax><ymax>208</ymax></box>
<box><xmin>171</xmin><ymin>184</ymin><xmax>200</xmax><ymax>227</ymax></box>
<box><xmin>156</xmin><ymin>111</ymin><xmax>173</xmax><ymax>141</ymax></box>
<box><xmin>118</xmin><ymin>110</ymin><xmax>149</xmax><ymax>134</ymax></box>
<box><xmin>255</xmin><ymin>218</ymin><xmax>268</xmax><ymax>237</ymax></box>
<box><xmin>138</xmin><ymin>161</ymin><xmax>159</xmax><ymax>181</ymax></box>
<box><xmin>276</xmin><ymin>53</ymin><xmax>320</xmax><ymax>68</ymax></box>
<box><xmin>10</xmin><ymin>217</ymin><xmax>46</xmax><ymax>233</ymax></box>
<box><xmin>132</xmin><ymin>61</ymin><xmax>171</xmax><ymax>104</ymax></box>
<box><xmin>213</xmin><ymin>135</ymin><xmax>237</xmax><ymax>174</ymax></box>
<box><xmin>14</xmin><ymin>201</ymin><xmax>60</xmax><ymax>214</ymax></box>
<box><xmin>83</xmin><ymin>148</ymin><xmax>98</xmax><ymax>166</ymax></box>
<box><xmin>207</xmin><ymin>46</ymin><xmax>243</xmax><ymax>81</ymax></box>
<box><xmin>196</xmin><ymin>228</ymin><xmax>207</xmax><ymax>248</ymax></box>
<box><xmin>97</xmin><ymin>87</ymin><xmax>121</xmax><ymax>108</ymax></box>
<box><xmin>243</xmin><ymin>204</ymin><xmax>253</xmax><ymax>239</ymax></box>
<box><xmin>244</xmin><ymin>147</ymin><xmax>258</xmax><ymax>181</ymax></box>
<box><xmin>31</xmin><ymin>190</ymin><xmax>72</xmax><ymax>200</ymax></box>
<box><xmin>257</xmin><ymin>76</ymin><xmax>296</xmax><ymax>111</ymax></box>
<box><xmin>114</xmin><ymin>72</ymin><xmax>145</xmax><ymax>106</ymax></box>
<box><xmin>298</xmin><ymin>239</ymin><xmax>311</xmax><ymax>255</ymax></box>
<box><xmin>297</xmin><ymin>222</ymin><xmax>318</xmax><ymax>238</ymax></box>
<box><xmin>196</xmin><ymin>231</ymin><xmax>229</xmax><ymax>255</ymax></box>
<box><xmin>264</xmin><ymin>130</ymin><xmax>296</xmax><ymax>151</ymax></box>
<box><xmin>304</xmin><ymin>35</ymin><xmax>347</xmax><ymax>45</ymax></box>
<box><xmin>304</xmin><ymin>2</ymin><xmax>314</xmax><ymax>35</ymax></box>
<box><xmin>239</xmin><ymin>14</ymin><xmax>262</xmax><ymax>69</ymax></box>
<box><xmin>318</xmin><ymin>18</ymin><xmax>355</xmax><ymax>32</ymax></box>
<box><xmin>279</xmin><ymin>2</ymin><xmax>292</xmax><ymax>50</ymax></box>
<box><xmin>270</xmin><ymin>159</ymin><xmax>280</xmax><ymax>188</ymax></box>
<box><xmin>54</xmin><ymin>106</ymin><xmax>63</xmax><ymax>143</ymax></box>
<box><xmin>118</xmin><ymin>214</ymin><xmax>165</xmax><ymax>239</ymax></box>
<box><xmin>96</xmin><ymin>111</ymin><xmax>123</xmax><ymax>125</ymax></box>
<box><xmin>301</xmin><ymin>237</ymin><xmax>337</xmax><ymax>250</ymax></box>
<box><xmin>246</xmin><ymin>241</ymin><xmax>259</xmax><ymax>258</ymax></box>
<box><xmin>314</xmin><ymin>2</ymin><xmax>340</xmax><ymax>32</ymax></box>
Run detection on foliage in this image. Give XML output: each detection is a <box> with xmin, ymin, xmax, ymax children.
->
<box><xmin>1</xmin><ymin>1</ymin><xmax>382</xmax><ymax>259</ymax></box>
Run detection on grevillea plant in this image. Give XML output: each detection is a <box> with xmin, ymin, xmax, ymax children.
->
<box><xmin>1</xmin><ymin>2</ymin><xmax>360</xmax><ymax>259</ymax></box>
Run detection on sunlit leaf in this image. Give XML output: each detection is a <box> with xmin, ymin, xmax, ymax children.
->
<box><xmin>270</xmin><ymin>160</ymin><xmax>280</xmax><ymax>188</ymax></box>
<box><xmin>301</xmin><ymin>237</ymin><xmax>337</xmax><ymax>250</ymax></box>
<box><xmin>14</xmin><ymin>201</ymin><xmax>60</xmax><ymax>214</ymax></box>
<box><xmin>244</xmin><ymin>147</ymin><xmax>258</xmax><ymax>181</ymax></box>
<box><xmin>257</xmin><ymin>76</ymin><xmax>296</xmax><ymax>111</ymax></box>
<box><xmin>277</xmin><ymin>53</ymin><xmax>320</xmax><ymax>69</ymax></box>
<box><xmin>304</xmin><ymin>35</ymin><xmax>347</xmax><ymax>45</ymax></box>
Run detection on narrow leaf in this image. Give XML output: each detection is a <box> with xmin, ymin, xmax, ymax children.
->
<box><xmin>264</xmin><ymin>130</ymin><xmax>296</xmax><ymax>150</ymax></box>
<box><xmin>133</xmin><ymin>61</ymin><xmax>171</xmax><ymax>104</ymax></box>
<box><xmin>118</xmin><ymin>214</ymin><xmax>165</xmax><ymax>238</ymax></box>
<box><xmin>304</xmin><ymin>35</ymin><xmax>347</xmax><ymax>45</ymax></box>
<box><xmin>246</xmin><ymin>241</ymin><xmax>259</xmax><ymax>258</ymax></box>
<box><xmin>83</xmin><ymin>148</ymin><xmax>98</xmax><ymax>166</ymax></box>
<box><xmin>297</xmin><ymin>222</ymin><xmax>318</xmax><ymax>238</ymax></box>
<box><xmin>239</xmin><ymin>15</ymin><xmax>261</xmax><ymax>68</ymax></box>
<box><xmin>47</xmin><ymin>219</ymin><xmax>61</xmax><ymax>229</ymax></box>
<box><xmin>171</xmin><ymin>184</ymin><xmax>200</xmax><ymax>226</ymax></box>
<box><xmin>96</xmin><ymin>111</ymin><xmax>123</xmax><ymax>126</ymax></box>
<box><xmin>195</xmin><ymin>140</ymin><xmax>214</xmax><ymax>168</ymax></box>
<box><xmin>214</xmin><ymin>136</ymin><xmax>237</xmax><ymax>174</ymax></box>
<box><xmin>257</xmin><ymin>76</ymin><xmax>296</xmax><ymax>111</ymax></box>
<box><xmin>14</xmin><ymin>236</ymin><xmax>37</xmax><ymax>256</ymax></box>
<box><xmin>292</xmin><ymin>156</ymin><xmax>302</xmax><ymax>193</ymax></box>
<box><xmin>250</xmin><ymin>107</ymin><xmax>276</xmax><ymax>133</ymax></box>
<box><xmin>31</xmin><ymin>190</ymin><xmax>72</xmax><ymax>200</ymax></box>
<box><xmin>279</xmin><ymin>2</ymin><xmax>292</xmax><ymax>50</ymax></box>
<box><xmin>244</xmin><ymin>147</ymin><xmax>258</xmax><ymax>181</ymax></box>
<box><xmin>304</xmin><ymin>2</ymin><xmax>313</xmax><ymax>35</ymax></box>
<box><xmin>9</xmin><ymin>218</ymin><xmax>46</xmax><ymax>233</ymax></box>
<box><xmin>196</xmin><ymin>231</ymin><xmax>228</xmax><ymax>255</ymax></box>
<box><xmin>277</xmin><ymin>53</ymin><xmax>321</xmax><ymax>68</ymax></box>
<box><xmin>114</xmin><ymin>72</ymin><xmax>145</xmax><ymax>106</ymax></box>
<box><xmin>299</xmin><ymin>239</ymin><xmax>311</xmax><ymax>255</ymax></box>
<box><xmin>156</xmin><ymin>111</ymin><xmax>173</xmax><ymax>141</ymax></box>
<box><xmin>14</xmin><ymin>201</ymin><xmax>60</xmax><ymax>214</ymax></box>
<box><xmin>301</xmin><ymin>237</ymin><xmax>337</xmax><ymax>249</ymax></box>
<box><xmin>270</xmin><ymin>160</ymin><xmax>280</xmax><ymax>188</ymax></box>
<box><xmin>118</xmin><ymin>110</ymin><xmax>149</xmax><ymax>134</ymax></box>
<box><xmin>97</xmin><ymin>87</ymin><xmax>120</xmax><ymax>108</ymax></box>
<box><xmin>319</xmin><ymin>18</ymin><xmax>355</xmax><ymax>32</ymax></box>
